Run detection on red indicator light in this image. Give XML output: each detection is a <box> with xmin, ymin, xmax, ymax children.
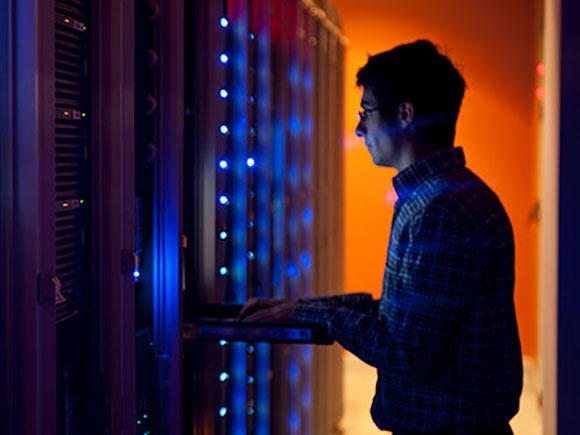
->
<box><xmin>536</xmin><ymin>62</ymin><xmax>546</xmax><ymax>77</ymax></box>
<box><xmin>535</xmin><ymin>86</ymin><xmax>546</xmax><ymax>100</ymax></box>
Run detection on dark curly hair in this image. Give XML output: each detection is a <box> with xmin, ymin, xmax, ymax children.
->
<box><xmin>356</xmin><ymin>40</ymin><xmax>466</xmax><ymax>150</ymax></box>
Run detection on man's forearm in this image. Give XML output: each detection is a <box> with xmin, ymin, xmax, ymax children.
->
<box><xmin>298</xmin><ymin>293</ymin><xmax>377</xmax><ymax>315</ymax></box>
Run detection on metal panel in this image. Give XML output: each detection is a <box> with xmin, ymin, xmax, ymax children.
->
<box><xmin>270</xmin><ymin>0</ymin><xmax>290</xmax><ymax>431</ymax></box>
<box><xmin>153</xmin><ymin>0</ymin><xmax>184</xmax><ymax>433</ymax></box>
<box><xmin>253</xmin><ymin>0</ymin><xmax>273</xmax><ymax>433</ymax></box>
<box><xmin>226</xmin><ymin>1</ymin><xmax>249</xmax><ymax>432</ymax></box>
<box><xmin>92</xmin><ymin>0</ymin><xmax>136</xmax><ymax>433</ymax></box>
<box><xmin>300</xmin><ymin>6</ymin><xmax>315</xmax><ymax>435</ymax></box>
<box><xmin>0</xmin><ymin>0</ymin><xmax>13</xmax><ymax>427</ymax></box>
<box><xmin>0</xmin><ymin>0</ymin><xmax>57</xmax><ymax>432</ymax></box>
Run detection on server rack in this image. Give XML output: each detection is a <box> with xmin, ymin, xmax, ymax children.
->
<box><xmin>183</xmin><ymin>0</ymin><xmax>346</xmax><ymax>433</ymax></box>
<box><xmin>1</xmin><ymin>0</ymin><xmax>345</xmax><ymax>433</ymax></box>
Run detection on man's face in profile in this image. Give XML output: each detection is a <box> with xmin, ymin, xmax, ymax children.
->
<box><xmin>355</xmin><ymin>87</ymin><xmax>398</xmax><ymax>168</ymax></box>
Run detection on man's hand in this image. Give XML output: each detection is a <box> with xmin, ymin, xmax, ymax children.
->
<box><xmin>238</xmin><ymin>297</ymin><xmax>297</xmax><ymax>324</ymax></box>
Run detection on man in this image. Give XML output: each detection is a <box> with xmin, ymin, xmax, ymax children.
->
<box><xmin>240</xmin><ymin>40</ymin><xmax>523</xmax><ymax>435</ymax></box>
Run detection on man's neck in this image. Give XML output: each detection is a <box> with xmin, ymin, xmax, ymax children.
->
<box><xmin>394</xmin><ymin>141</ymin><xmax>438</xmax><ymax>173</ymax></box>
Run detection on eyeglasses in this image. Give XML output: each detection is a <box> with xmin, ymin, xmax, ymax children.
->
<box><xmin>357</xmin><ymin>107</ymin><xmax>380</xmax><ymax>121</ymax></box>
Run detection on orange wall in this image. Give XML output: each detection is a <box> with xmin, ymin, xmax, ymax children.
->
<box><xmin>332</xmin><ymin>0</ymin><xmax>541</xmax><ymax>359</ymax></box>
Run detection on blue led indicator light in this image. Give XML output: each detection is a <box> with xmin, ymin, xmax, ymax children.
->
<box><xmin>219</xmin><ymin>159</ymin><xmax>229</xmax><ymax>169</ymax></box>
<box><xmin>248</xmin><ymin>220</ymin><xmax>254</xmax><ymax>228</ymax></box>
<box><xmin>247</xmin><ymin>344</ymin><xmax>255</xmax><ymax>353</ymax></box>
<box><xmin>219</xmin><ymin>266</ymin><xmax>229</xmax><ymax>276</ymax></box>
<box><xmin>248</xmin><ymin>96</ymin><xmax>255</xmax><ymax>103</ymax></box>
<box><xmin>247</xmin><ymin>251</ymin><xmax>255</xmax><ymax>260</ymax></box>
<box><xmin>219</xmin><ymin>231</ymin><xmax>228</xmax><ymax>240</ymax></box>
<box><xmin>219</xmin><ymin>124</ymin><xmax>229</xmax><ymax>135</ymax></box>
<box><xmin>302</xmin><ymin>208</ymin><xmax>313</xmax><ymax>223</ymax></box>
<box><xmin>247</xmin><ymin>375</ymin><xmax>255</xmax><ymax>384</ymax></box>
<box><xmin>219</xmin><ymin>407</ymin><xmax>228</xmax><ymax>417</ymax></box>
<box><xmin>249</xmin><ymin>127</ymin><xmax>256</xmax><ymax>136</ymax></box>
<box><xmin>220</xmin><ymin>53</ymin><xmax>229</xmax><ymax>64</ymax></box>
<box><xmin>248</xmin><ymin>407</ymin><xmax>255</xmax><ymax>415</ymax></box>
<box><xmin>249</xmin><ymin>33</ymin><xmax>255</xmax><ymax>40</ymax></box>
<box><xmin>219</xmin><ymin>89</ymin><xmax>229</xmax><ymax>99</ymax></box>
<box><xmin>286</xmin><ymin>263</ymin><xmax>301</xmax><ymax>277</ymax></box>
<box><xmin>219</xmin><ymin>195</ymin><xmax>230</xmax><ymax>205</ymax></box>
<box><xmin>219</xmin><ymin>339</ymin><xmax>228</xmax><ymax>346</ymax></box>
<box><xmin>219</xmin><ymin>372</ymin><xmax>230</xmax><ymax>382</ymax></box>
<box><xmin>137</xmin><ymin>420</ymin><xmax>142</xmax><ymax>425</ymax></box>
<box><xmin>143</xmin><ymin>414</ymin><xmax>148</xmax><ymax>419</ymax></box>
<box><xmin>220</xmin><ymin>17</ymin><xmax>229</xmax><ymax>28</ymax></box>
<box><xmin>301</xmin><ymin>253</ymin><xmax>311</xmax><ymax>268</ymax></box>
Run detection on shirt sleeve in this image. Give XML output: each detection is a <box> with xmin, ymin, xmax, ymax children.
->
<box><xmin>298</xmin><ymin>293</ymin><xmax>378</xmax><ymax>315</ymax></box>
<box><xmin>291</xmin><ymin>203</ymin><xmax>487</xmax><ymax>377</ymax></box>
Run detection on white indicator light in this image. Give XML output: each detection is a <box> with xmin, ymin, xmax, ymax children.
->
<box><xmin>220</xmin><ymin>18</ymin><xmax>229</xmax><ymax>28</ymax></box>
<box><xmin>219</xmin><ymin>372</ymin><xmax>230</xmax><ymax>382</ymax></box>
<box><xmin>219</xmin><ymin>407</ymin><xmax>227</xmax><ymax>417</ymax></box>
<box><xmin>219</xmin><ymin>266</ymin><xmax>229</xmax><ymax>276</ymax></box>
<box><xmin>246</xmin><ymin>157</ymin><xmax>255</xmax><ymax>167</ymax></box>
<box><xmin>219</xmin><ymin>231</ymin><xmax>228</xmax><ymax>240</ymax></box>
<box><xmin>219</xmin><ymin>195</ymin><xmax>230</xmax><ymax>205</ymax></box>
<box><xmin>133</xmin><ymin>269</ymin><xmax>140</xmax><ymax>279</ymax></box>
<box><xmin>219</xmin><ymin>159</ymin><xmax>229</xmax><ymax>169</ymax></box>
<box><xmin>220</xmin><ymin>53</ymin><xmax>229</xmax><ymax>64</ymax></box>
<box><xmin>219</xmin><ymin>89</ymin><xmax>229</xmax><ymax>99</ymax></box>
<box><xmin>219</xmin><ymin>124</ymin><xmax>229</xmax><ymax>135</ymax></box>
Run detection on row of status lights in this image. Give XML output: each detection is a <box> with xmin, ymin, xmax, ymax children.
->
<box><xmin>216</xmin><ymin>15</ymin><xmax>258</xmax><ymax>423</ymax></box>
<box><xmin>217</xmin><ymin>61</ymin><xmax>257</xmax><ymax>273</ymax></box>
<box><xmin>215</xmin><ymin>15</ymin><xmax>264</xmax><ymax>422</ymax></box>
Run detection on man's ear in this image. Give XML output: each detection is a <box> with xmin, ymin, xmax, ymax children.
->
<box><xmin>398</xmin><ymin>102</ymin><xmax>414</xmax><ymax>129</ymax></box>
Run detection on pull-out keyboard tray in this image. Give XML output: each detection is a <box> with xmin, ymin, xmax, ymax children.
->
<box><xmin>183</xmin><ymin>304</ymin><xmax>333</xmax><ymax>345</ymax></box>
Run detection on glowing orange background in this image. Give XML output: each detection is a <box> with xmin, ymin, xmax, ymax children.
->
<box><xmin>332</xmin><ymin>0</ymin><xmax>541</xmax><ymax>359</ymax></box>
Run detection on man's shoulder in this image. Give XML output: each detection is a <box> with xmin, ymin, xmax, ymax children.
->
<box><xmin>412</xmin><ymin>167</ymin><xmax>511</xmax><ymax>238</ymax></box>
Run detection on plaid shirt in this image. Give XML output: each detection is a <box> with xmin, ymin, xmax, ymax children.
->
<box><xmin>292</xmin><ymin>147</ymin><xmax>523</xmax><ymax>433</ymax></box>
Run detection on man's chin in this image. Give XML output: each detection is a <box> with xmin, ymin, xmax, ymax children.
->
<box><xmin>372</xmin><ymin>156</ymin><xmax>391</xmax><ymax>168</ymax></box>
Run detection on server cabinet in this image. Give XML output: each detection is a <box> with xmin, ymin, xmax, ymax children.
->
<box><xmin>1</xmin><ymin>0</ymin><xmax>138</xmax><ymax>432</ymax></box>
<box><xmin>1</xmin><ymin>0</ymin><xmax>346</xmax><ymax>433</ymax></box>
<box><xmin>183</xmin><ymin>0</ymin><xmax>346</xmax><ymax>433</ymax></box>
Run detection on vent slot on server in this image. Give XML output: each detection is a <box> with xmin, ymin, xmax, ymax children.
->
<box><xmin>55</xmin><ymin>0</ymin><xmax>89</xmax><ymax>323</ymax></box>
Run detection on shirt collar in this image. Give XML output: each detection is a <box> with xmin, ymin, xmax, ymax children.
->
<box><xmin>392</xmin><ymin>147</ymin><xmax>466</xmax><ymax>201</ymax></box>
